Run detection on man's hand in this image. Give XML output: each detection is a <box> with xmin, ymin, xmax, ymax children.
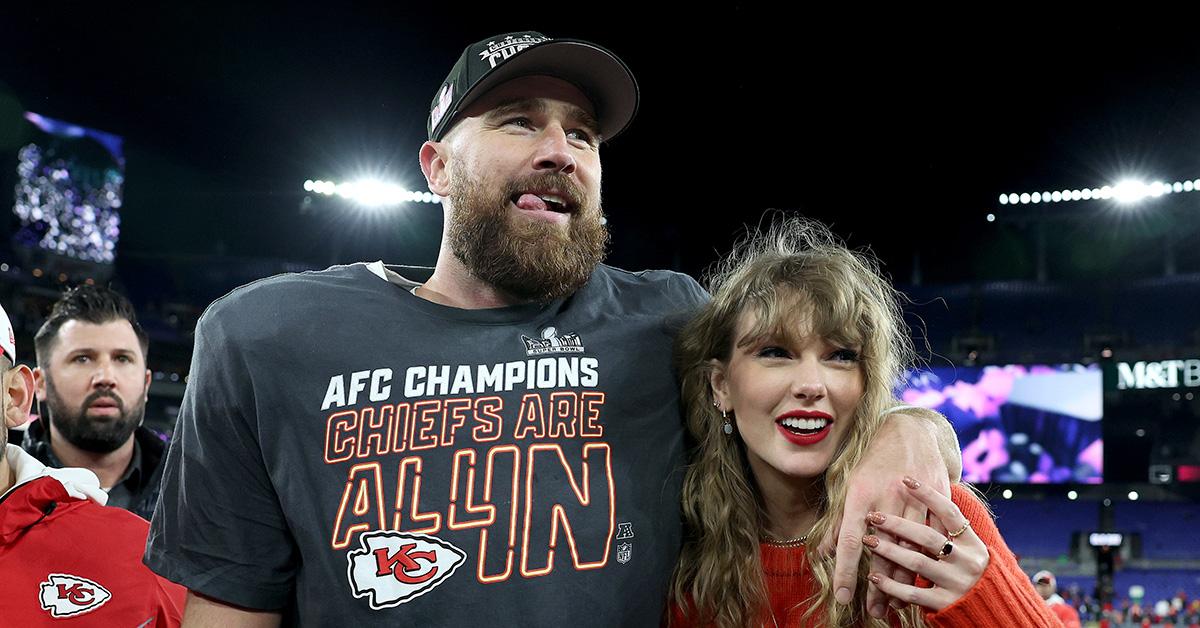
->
<box><xmin>820</xmin><ymin>410</ymin><xmax>959</xmax><ymax>617</ymax></box>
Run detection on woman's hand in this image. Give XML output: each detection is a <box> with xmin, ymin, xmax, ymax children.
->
<box><xmin>861</xmin><ymin>476</ymin><xmax>989</xmax><ymax>614</ymax></box>
<box><xmin>825</xmin><ymin>412</ymin><xmax>956</xmax><ymax>612</ymax></box>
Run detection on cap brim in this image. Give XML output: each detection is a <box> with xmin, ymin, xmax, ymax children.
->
<box><xmin>444</xmin><ymin>39</ymin><xmax>638</xmax><ymax>142</ymax></box>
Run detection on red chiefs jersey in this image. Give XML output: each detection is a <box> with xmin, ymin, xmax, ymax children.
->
<box><xmin>1</xmin><ymin>447</ymin><xmax>186</xmax><ymax>626</ymax></box>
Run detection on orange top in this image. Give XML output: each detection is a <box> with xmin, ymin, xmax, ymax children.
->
<box><xmin>673</xmin><ymin>485</ymin><xmax>1065</xmax><ymax>627</ymax></box>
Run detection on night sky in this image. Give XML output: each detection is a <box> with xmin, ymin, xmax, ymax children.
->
<box><xmin>2</xmin><ymin>6</ymin><xmax>1198</xmax><ymax>287</ymax></box>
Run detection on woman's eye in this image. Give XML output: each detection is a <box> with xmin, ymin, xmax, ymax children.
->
<box><xmin>829</xmin><ymin>348</ymin><xmax>860</xmax><ymax>362</ymax></box>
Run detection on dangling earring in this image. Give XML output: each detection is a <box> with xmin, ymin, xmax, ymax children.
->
<box><xmin>714</xmin><ymin>400</ymin><xmax>733</xmax><ymax>435</ymax></box>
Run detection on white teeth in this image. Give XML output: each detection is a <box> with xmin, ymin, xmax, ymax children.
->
<box><xmin>780</xmin><ymin>417</ymin><xmax>829</xmax><ymax>431</ymax></box>
<box><xmin>538</xmin><ymin>194</ymin><xmax>566</xmax><ymax>206</ymax></box>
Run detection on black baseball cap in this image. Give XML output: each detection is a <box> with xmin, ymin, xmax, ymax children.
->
<box><xmin>427</xmin><ymin>32</ymin><xmax>639</xmax><ymax>143</ymax></box>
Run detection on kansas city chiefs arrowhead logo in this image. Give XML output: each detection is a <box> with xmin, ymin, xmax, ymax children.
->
<box><xmin>347</xmin><ymin>531</ymin><xmax>466</xmax><ymax>609</ymax></box>
<box><xmin>39</xmin><ymin>574</ymin><xmax>112</xmax><ymax>618</ymax></box>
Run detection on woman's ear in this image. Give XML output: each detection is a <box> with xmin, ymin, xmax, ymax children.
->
<box><xmin>708</xmin><ymin>359</ymin><xmax>729</xmax><ymax>411</ymax></box>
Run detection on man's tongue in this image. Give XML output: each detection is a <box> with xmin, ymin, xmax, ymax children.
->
<box><xmin>515</xmin><ymin>194</ymin><xmax>548</xmax><ymax>211</ymax></box>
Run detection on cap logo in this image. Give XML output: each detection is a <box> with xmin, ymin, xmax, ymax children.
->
<box><xmin>430</xmin><ymin>83</ymin><xmax>454</xmax><ymax>131</ymax></box>
<box><xmin>477</xmin><ymin>34</ymin><xmax>550</xmax><ymax>69</ymax></box>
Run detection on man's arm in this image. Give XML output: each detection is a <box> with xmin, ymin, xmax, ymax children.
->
<box><xmin>145</xmin><ymin>301</ymin><xmax>298</xmax><ymax>618</ymax></box>
<box><xmin>913</xmin><ymin>409</ymin><xmax>962</xmax><ymax>483</ymax></box>
<box><xmin>182</xmin><ymin>592</ymin><xmax>282</xmax><ymax>628</ymax></box>
<box><xmin>825</xmin><ymin>409</ymin><xmax>961</xmax><ymax>617</ymax></box>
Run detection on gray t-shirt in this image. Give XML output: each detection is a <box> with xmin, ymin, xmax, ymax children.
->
<box><xmin>146</xmin><ymin>262</ymin><xmax>707</xmax><ymax>626</ymax></box>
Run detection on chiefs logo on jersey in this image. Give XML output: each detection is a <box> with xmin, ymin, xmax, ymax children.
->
<box><xmin>347</xmin><ymin>531</ymin><xmax>467</xmax><ymax>609</ymax></box>
<box><xmin>39</xmin><ymin>573</ymin><xmax>112</xmax><ymax>618</ymax></box>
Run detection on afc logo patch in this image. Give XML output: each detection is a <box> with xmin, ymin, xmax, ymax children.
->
<box><xmin>347</xmin><ymin>531</ymin><xmax>467</xmax><ymax>609</ymax></box>
<box><xmin>38</xmin><ymin>573</ymin><xmax>112</xmax><ymax>618</ymax></box>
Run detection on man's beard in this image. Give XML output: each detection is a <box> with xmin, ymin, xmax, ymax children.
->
<box><xmin>446</xmin><ymin>170</ymin><xmax>609</xmax><ymax>302</ymax></box>
<box><xmin>45</xmin><ymin>375</ymin><xmax>144</xmax><ymax>454</ymax></box>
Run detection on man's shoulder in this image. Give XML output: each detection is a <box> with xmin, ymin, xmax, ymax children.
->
<box><xmin>587</xmin><ymin>264</ymin><xmax>709</xmax><ymax>307</ymax></box>
<box><xmin>61</xmin><ymin>491</ymin><xmax>153</xmax><ymax>533</ymax></box>
<box><xmin>12</xmin><ymin>475</ymin><xmax>151</xmax><ymax>537</ymax></box>
<box><xmin>592</xmin><ymin>263</ymin><xmax>696</xmax><ymax>286</ymax></box>
<box><xmin>134</xmin><ymin>425</ymin><xmax>170</xmax><ymax>473</ymax></box>
<box><xmin>18</xmin><ymin>487</ymin><xmax>182</xmax><ymax>616</ymax></box>
<box><xmin>197</xmin><ymin>263</ymin><xmax>384</xmax><ymax>334</ymax></box>
<box><xmin>212</xmin><ymin>263</ymin><xmax>369</xmax><ymax>308</ymax></box>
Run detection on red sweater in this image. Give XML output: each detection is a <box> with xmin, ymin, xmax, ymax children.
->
<box><xmin>675</xmin><ymin>485</ymin><xmax>1064</xmax><ymax>627</ymax></box>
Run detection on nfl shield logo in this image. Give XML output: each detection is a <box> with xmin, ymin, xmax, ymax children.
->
<box><xmin>616</xmin><ymin>543</ymin><xmax>632</xmax><ymax>564</ymax></box>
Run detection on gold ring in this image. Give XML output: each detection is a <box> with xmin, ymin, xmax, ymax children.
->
<box><xmin>935</xmin><ymin>540</ymin><xmax>954</xmax><ymax>560</ymax></box>
<box><xmin>947</xmin><ymin>520</ymin><xmax>971</xmax><ymax>538</ymax></box>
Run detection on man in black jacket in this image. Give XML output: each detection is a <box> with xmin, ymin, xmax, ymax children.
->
<box><xmin>22</xmin><ymin>284</ymin><xmax>165</xmax><ymax>520</ymax></box>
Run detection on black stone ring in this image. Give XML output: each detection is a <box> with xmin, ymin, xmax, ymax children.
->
<box><xmin>935</xmin><ymin>540</ymin><xmax>954</xmax><ymax>560</ymax></box>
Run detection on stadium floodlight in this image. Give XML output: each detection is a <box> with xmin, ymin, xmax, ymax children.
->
<box><xmin>1113</xmin><ymin>179</ymin><xmax>1149</xmax><ymax>204</ymax></box>
<box><xmin>999</xmin><ymin>176</ymin><xmax>1199</xmax><ymax>206</ymax></box>
<box><xmin>303</xmin><ymin>179</ymin><xmax>441</xmax><ymax>207</ymax></box>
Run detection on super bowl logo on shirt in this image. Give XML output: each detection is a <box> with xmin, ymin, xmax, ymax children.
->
<box><xmin>347</xmin><ymin>531</ymin><xmax>467</xmax><ymax>609</ymax></box>
<box><xmin>38</xmin><ymin>574</ymin><xmax>112</xmax><ymax>618</ymax></box>
<box><xmin>522</xmin><ymin>326</ymin><xmax>584</xmax><ymax>356</ymax></box>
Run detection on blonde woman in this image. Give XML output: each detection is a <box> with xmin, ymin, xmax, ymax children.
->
<box><xmin>670</xmin><ymin>217</ymin><xmax>1061</xmax><ymax>627</ymax></box>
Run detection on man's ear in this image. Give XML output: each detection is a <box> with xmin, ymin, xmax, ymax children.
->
<box><xmin>419</xmin><ymin>141</ymin><xmax>453</xmax><ymax>198</ymax></box>
<box><xmin>32</xmin><ymin>366</ymin><xmax>46</xmax><ymax>402</ymax></box>
<box><xmin>5</xmin><ymin>364</ymin><xmax>35</xmax><ymax>428</ymax></box>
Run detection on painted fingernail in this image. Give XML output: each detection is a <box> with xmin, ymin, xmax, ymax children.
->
<box><xmin>836</xmin><ymin>587</ymin><xmax>851</xmax><ymax>605</ymax></box>
<box><xmin>867</xmin><ymin>511</ymin><xmax>886</xmax><ymax>525</ymax></box>
<box><xmin>870</xmin><ymin>603</ymin><xmax>886</xmax><ymax>617</ymax></box>
<box><xmin>903</xmin><ymin>476</ymin><xmax>921</xmax><ymax>489</ymax></box>
<box><xmin>868</xmin><ymin>573</ymin><xmax>882</xmax><ymax>585</ymax></box>
<box><xmin>862</xmin><ymin>534</ymin><xmax>880</xmax><ymax>548</ymax></box>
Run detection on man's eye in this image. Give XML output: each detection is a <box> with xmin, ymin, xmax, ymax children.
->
<box><xmin>567</xmin><ymin>129</ymin><xmax>595</xmax><ymax>144</ymax></box>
